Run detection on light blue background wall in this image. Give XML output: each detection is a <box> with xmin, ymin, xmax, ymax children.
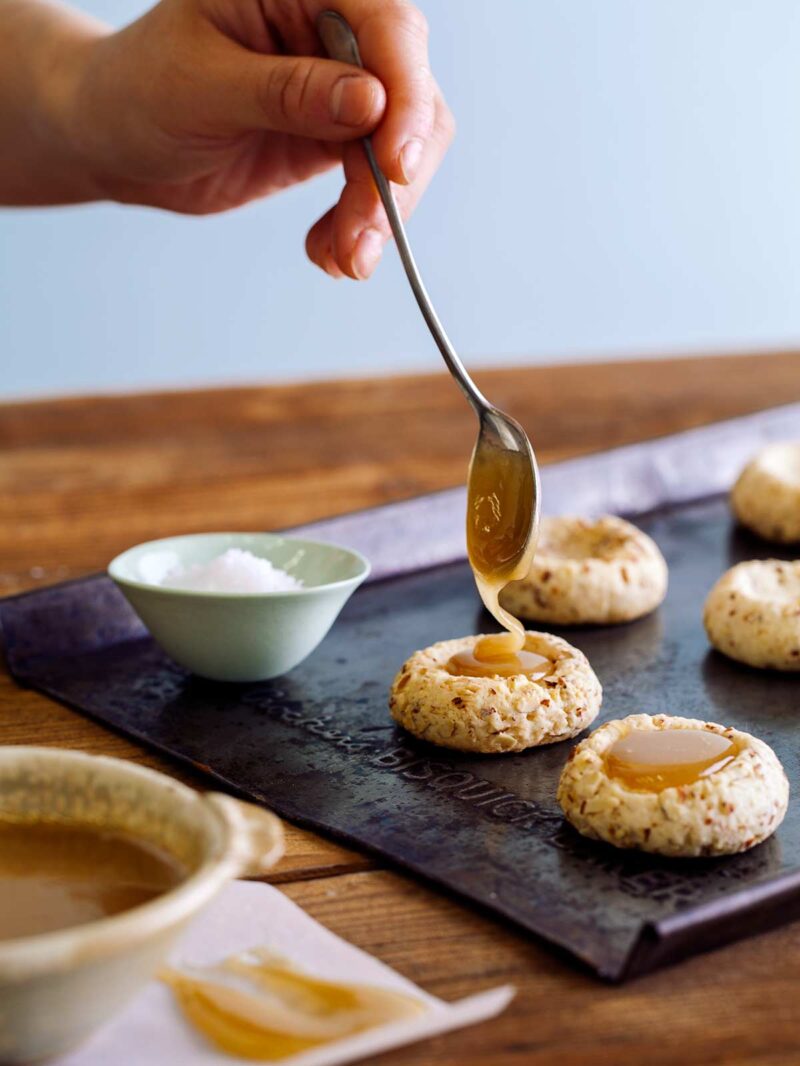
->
<box><xmin>2</xmin><ymin>1</ymin><xmax>800</xmax><ymax>398</ymax></box>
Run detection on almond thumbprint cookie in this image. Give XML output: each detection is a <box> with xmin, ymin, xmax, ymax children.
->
<box><xmin>558</xmin><ymin>714</ymin><xmax>788</xmax><ymax>857</ymax></box>
<box><xmin>731</xmin><ymin>443</ymin><xmax>800</xmax><ymax>544</ymax></box>
<box><xmin>499</xmin><ymin>515</ymin><xmax>668</xmax><ymax>626</ymax></box>
<box><xmin>704</xmin><ymin>560</ymin><xmax>800</xmax><ymax>671</ymax></box>
<box><xmin>389</xmin><ymin>632</ymin><xmax>601</xmax><ymax>754</ymax></box>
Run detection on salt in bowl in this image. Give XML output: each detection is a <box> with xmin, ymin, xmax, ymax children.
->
<box><xmin>108</xmin><ymin>532</ymin><xmax>370</xmax><ymax>682</ymax></box>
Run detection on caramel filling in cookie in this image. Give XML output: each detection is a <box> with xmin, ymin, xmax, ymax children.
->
<box><xmin>606</xmin><ymin>729</ymin><xmax>740</xmax><ymax>792</ymax></box>
<box><xmin>446</xmin><ymin>643</ymin><xmax>553</xmax><ymax>679</ymax></box>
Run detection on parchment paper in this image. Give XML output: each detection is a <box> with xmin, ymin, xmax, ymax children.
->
<box><xmin>58</xmin><ymin>881</ymin><xmax>514</xmax><ymax>1066</ymax></box>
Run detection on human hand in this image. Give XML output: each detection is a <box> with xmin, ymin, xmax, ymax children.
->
<box><xmin>64</xmin><ymin>0</ymin><xmax>454</xmax><ymax>278</ymax></box>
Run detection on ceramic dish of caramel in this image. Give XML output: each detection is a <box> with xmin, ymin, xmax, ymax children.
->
<box><xmin>0</xmin><ymin>747</ymin><xmax>284</xmax><ymax>1064</ymax></box>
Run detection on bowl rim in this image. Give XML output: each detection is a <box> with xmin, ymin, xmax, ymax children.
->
<box><xmin>0</xmin><ymin>748</ymin><xmax>240</xmax><ymax>979</ymax></box>
<box><xmin>107</xmin><ymin>531</ymin><xmax>371</xmax><ymax>600</ymax></box>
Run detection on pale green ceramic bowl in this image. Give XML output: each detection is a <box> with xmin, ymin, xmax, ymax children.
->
<box><xmin>108</xmin><ymin>532</ymin><xmax>370</xmax><ymax>682</ymax></box>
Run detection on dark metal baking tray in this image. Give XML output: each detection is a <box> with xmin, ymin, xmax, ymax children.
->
<box><xmin>3</xmin><ymin>493</ymin><xmax>800</xmax><ymax>980</ymax></box>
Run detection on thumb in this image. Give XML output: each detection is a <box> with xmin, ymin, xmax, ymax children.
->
<box><xmin>213</xmin><ymin>51</ymin><xmax>386</xmax><ymax>140</ymax></box>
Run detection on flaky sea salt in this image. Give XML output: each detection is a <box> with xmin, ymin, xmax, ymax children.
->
<box><xmin>160</xmin><ymin>548</ymin><xmax>303</xmax><ymax>593</ymax></box>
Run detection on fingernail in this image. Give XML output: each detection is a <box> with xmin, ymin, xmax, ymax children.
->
<box><xmin>330</xmin><ymin>75</ymin><xmax>376</xmax><ymax>127</ymax></box>
<box><xmin>353</xmin><ymin>228</ymin><xmax>383</xmax><ymax>279</ymax></box>
<box><xmin>399</xmin><ymin>138</ymin><xmax>424</xmax><ymax>183</ymax></box>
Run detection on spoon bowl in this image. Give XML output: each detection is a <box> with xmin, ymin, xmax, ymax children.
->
<box><xmin>470</xmin><ymin>407</ymin><xmax>541</xmax><ymax>578</ymax></box>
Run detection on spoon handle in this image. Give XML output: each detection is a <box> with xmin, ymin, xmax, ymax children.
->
<box><xmin>316</xmin><ymin>10</ymin><xmax>488</xmax><ymax>415</ymax></box>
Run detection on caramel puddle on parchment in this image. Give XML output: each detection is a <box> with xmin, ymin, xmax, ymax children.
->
<box><xmin>161</xmin><ymin>949</ymin><xmax>426</xmax><ymax>1061</ymax></box>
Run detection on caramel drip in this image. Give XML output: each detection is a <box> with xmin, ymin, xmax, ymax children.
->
<box><xmin>466</xmin><ymin>440</ymin><xmax>537</xmax><ymax>665</ymax></box>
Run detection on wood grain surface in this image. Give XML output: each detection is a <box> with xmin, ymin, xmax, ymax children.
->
<box><xmin>3</xmin><ymin>350</ymin><xmax>800</xmax><ymax>1065</ymax></box>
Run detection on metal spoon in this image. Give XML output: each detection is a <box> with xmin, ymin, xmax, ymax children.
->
<box><xmin>317</xmin><ymin>11</ymin><xmax>541</xmax><ymax>597</ymax></box>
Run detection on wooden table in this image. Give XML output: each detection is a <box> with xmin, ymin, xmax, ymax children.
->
<box><xmin>3</xmin><ymin>351</ymin><xmax>800</xmax><ymax>1065</ymax></box>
